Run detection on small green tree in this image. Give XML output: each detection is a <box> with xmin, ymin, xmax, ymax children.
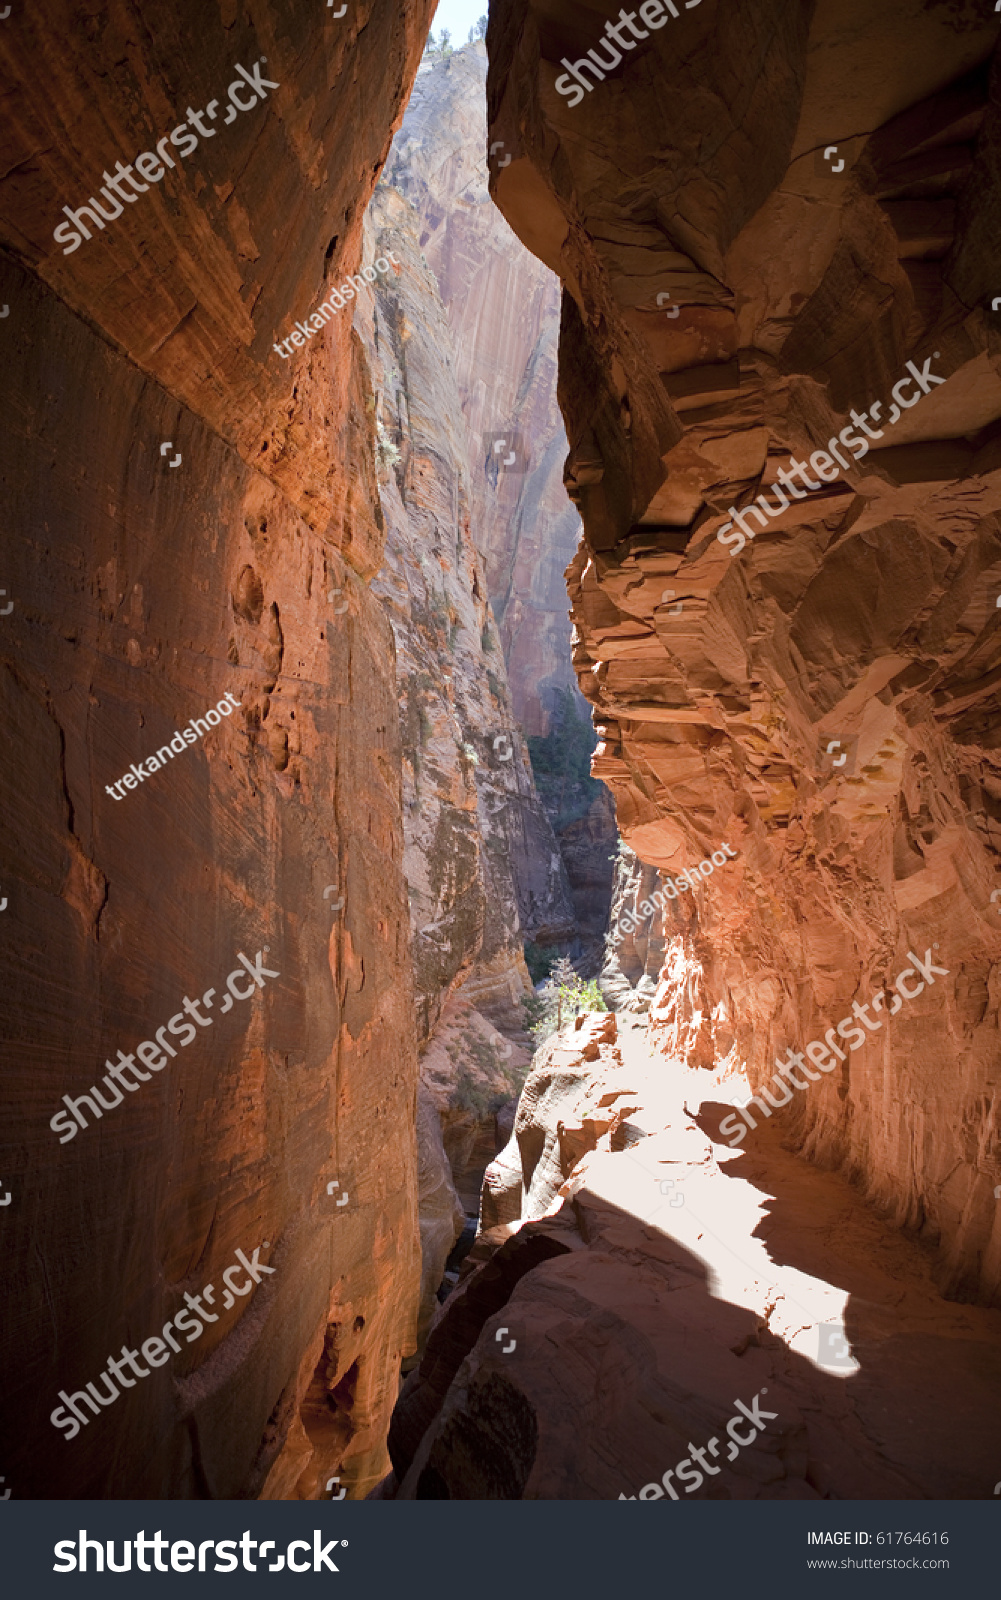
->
<box><xmin>529</xmin><ymin>956</ymin><xmax>607</xmax><ymax>1044</ymax></box>
<box><xmin>469</xmin><ymin>14</ymin><xmax>487</xmax><ymax>41</ymax></box>
<box><xmin>424</xmin><ymin>28</ymin><xmax>453</xmax><ymax>60</ymax></box>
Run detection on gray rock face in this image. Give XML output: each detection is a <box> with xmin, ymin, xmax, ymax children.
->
<box><xmin>359</xmin><ymin>185</ymin><xmax>577</xmax><ymax>1041</ymax></box>
<box><xmin>415</xmin><ymin>1084</ymin><xmax>467</xmax><ymax>1356</ymax></box>
<box><xmin>481</xmin><ymin>1009</ymin><xmax>621</xmax><ymax>1230</ymax></box>
<box><xmin>356</xmin><ymin>147</ymin><xmax>580</xmax><ymax>1348</ymax></box>
<box><xmin>378</xmin><ymin>42</ymin><xmax>616</xmax><ymax>986</ymax></box>
<box><xmin>383</xmin><ymin>43</ymin><xmax>584</xmax><ymax>738</ymax></box>
<box><xmin>600</xmin><ymin>845</ymin><xmax>666</xmax><ymax>1012</ymax></box>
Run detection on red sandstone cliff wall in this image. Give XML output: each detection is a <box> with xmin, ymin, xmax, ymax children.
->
<box><xmin>0</xmin><ymin>0</ymin><xmax>434</xmax><ymax>1499</ymax></box>
<box><xmin>486</xmin><ymin>0</ymin><xmax>1001</xmax><ymax>1304</ymax></box>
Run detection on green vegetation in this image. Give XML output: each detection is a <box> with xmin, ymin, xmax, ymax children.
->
<box><xmin>526</xmin><ymin>688</ymin><xmax>603</xmax><ymax>832</ymax></box>
<box><xmin>403</xmin><ymin>672</ymin><xmax>435</xmax><ymax>781</ymax></box>
<box><xmin>523</xmin><ymin>942</ymin><xmax>558</xmax><ymax>984</ymax></box>
<box><xmin>375</xmin><ymin>418</ymin><xmax>400</xmax><ymax>470</ymax></box>
<box><xmin>453</xmin><ymin>1030</ymin><xmax>525</xmax><ymax>1118</ymax></box>
<box><xmin>423</xmin><ymin>28</ymin><xmax>452</xmax><ymax>60</ymax></box>
<box><xmin>524</xmin><ymin>955</ymin><xmax>607</xmax><ymax>1045</ymax></box>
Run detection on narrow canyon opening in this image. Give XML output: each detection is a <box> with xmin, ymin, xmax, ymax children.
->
<box><xmin>2</xmin><ymin>0</ymin><xmax>1001</xmax><ymax>1514</ymax></box>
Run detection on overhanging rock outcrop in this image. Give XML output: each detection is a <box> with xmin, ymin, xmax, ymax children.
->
<box><xmin>486</xmin><ymin>0</ymin><xmax>1001</xmax><ymax>1303</ymax></box>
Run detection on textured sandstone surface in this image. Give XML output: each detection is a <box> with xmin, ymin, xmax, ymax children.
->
<box><xmin>487</xmin><ymin>0</ymin><xmax>1001</xmax><ymax>1304</ymax></box>
<box><xmin>8</xmin><ymin>0</ymin><xmax>1001</xmax><ymax>1513</ymax></box>
<box><xmin>359</xmin><ymin>183</ymin><xmax>576</xmax><ymax>1031</ymax></box>
<box><xmin>0</xmin><ymin>0</ymin><xmax>434</xmax><ymax>1499</ymax></box>
<box><xmin>419</xmin><ymin>995</ymin><xmax>533</xmax><ymax>1209</ymax></box>
<box><xmin>600</xmin><ymin>844</ymin><xmax>667</xmax><ymax>1011</ymax></box>
<box><xmin>355</xmin><ymin>159</ymin><xmax>577</xmax><ymax>1346</ymax></box>
<box><xmin>382</xmin><ymin>1014</ymin><xmax>1001</xmax><ymax>1499</ymax></box>
<box><xmin>385</xmin><ymin>43</ymin><xmax>583</xmax><ymax>736</ymax></box>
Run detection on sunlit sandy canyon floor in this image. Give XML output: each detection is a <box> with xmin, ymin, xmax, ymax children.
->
<box><xmin>386</xmin><ymin>1014</ymin><xmax>1001</xmax><ymax>1500</ymax></box>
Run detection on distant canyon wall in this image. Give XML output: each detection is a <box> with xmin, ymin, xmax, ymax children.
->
<box><xmin>384</xmin><ymin>42</ymin><xmax>584</xmax><ymax>738</ymax></box>
<box><xmin>356</xmin><ymin>152</ymin><xmax>580</xmax><ymax>1347</ymax></box>
<box><xmin>360</xmin><ymin>182</ymin><xmax>577</xmax><ymax>1039</ymax></box>
<box><xmin>381</xmin><ymin>44</ymin><xmax>615</xmax><ymax>979</ymax></box>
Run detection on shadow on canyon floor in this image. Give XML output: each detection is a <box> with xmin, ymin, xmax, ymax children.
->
<box><xmin>376</xmin><ymin>1073</ymin><xmax>1001</xmax><ymax>1500</ymax></box>
<box><xmin>694</xmin><ymin>1099</ymin><xmax>1001</xmax><ymax>1500</ymax></box>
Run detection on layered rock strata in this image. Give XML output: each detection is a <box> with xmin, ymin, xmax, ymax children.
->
<box><xmin>487</xmin><ymin>0</ymin><xmax>1001</xmax><ymax>1303</ymax></box>
<box><xmin>356</xmin><ymin>179</ymin><xmax>570</xmax><ymax>1340</ymax></box>
<box><xmin>383</xmin><ymin>42</ymin><xmax>584</xmax><ymax>736</ymax></box>
<box><xmin>524</xmin><ymin>693</ymin><xmax>617</xmax><ymax>971</ymax></box>
<box><xmin>378</xmin><ymin>43</ymin><xmax>616</xmax><ymax>989</ymax></box>
<box><xmin>0</xmin><ymin>0</ymin><xmax>434</xmax><ymax>1499</ymax></box>
<box><xmin>360</xmin><ymin>187</ymin><xmax>565</xmax><ymax>1039</ymax></box>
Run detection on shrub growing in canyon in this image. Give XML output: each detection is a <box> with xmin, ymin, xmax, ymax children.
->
<box><xmin>453</xmin><ymin>1033</ymin><xmax>524</xmax><ymax>1118</ymax></box>
<box><xmin>528</xmin><ymin>955</ymin><xmax>607</xmax><ymax>1044</ymax></box>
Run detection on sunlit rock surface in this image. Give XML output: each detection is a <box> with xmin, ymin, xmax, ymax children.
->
<box><xmin>384</xmin><ymin>42</ymin><xmax>583</xmax><ymax>736</ymax></box>
<box><xmin>600</xmin><ymin>844</ymin><xmax>666</xmax><ymax>1012</ymax></box>
<box><xmin>487</xmin><ymin>0</ymin><xmax>1001</xmax><ymax>1305</ymax></box>
<box><xmin>381</xmin><ymin>1014</ymin><xmax>1001</xmax><ymax>1499</ymax></box>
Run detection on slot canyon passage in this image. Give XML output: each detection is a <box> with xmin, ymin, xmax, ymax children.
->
<box><xmin>2</xmin><ymin>0</ymin><xmax>1001</xmax><ymax>1507</ymax></box>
